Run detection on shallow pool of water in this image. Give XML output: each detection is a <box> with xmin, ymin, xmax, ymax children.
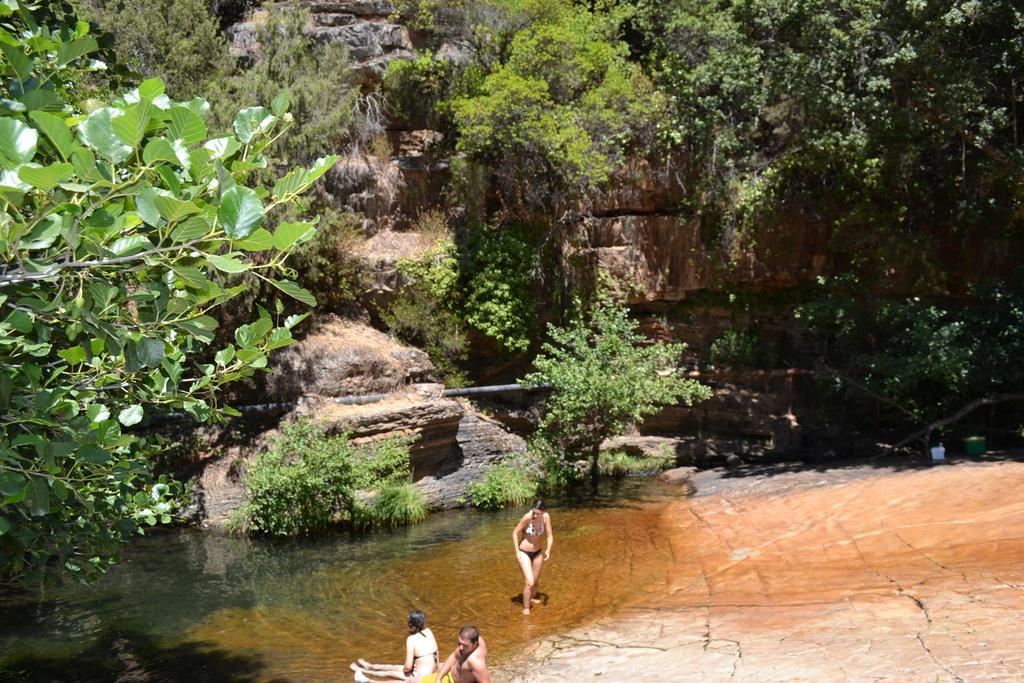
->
<box><xmin>0</xmin><ymin>478</ymin><xmax>688</xmax><ymax>682</ymax></box>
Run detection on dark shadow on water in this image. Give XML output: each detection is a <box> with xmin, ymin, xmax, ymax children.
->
<box><xmin>706</xmin><ymin>449</ymin><xmax>1024</xmax><ymax>483</ymax></box>
<box><xmin>0</xmin><ymin>628</ymin><xmax>277</xmax><ymax>683</ymax></box>
<box><xmin>510</xmin><ymin>592</ymin><xmax>549</xmax><ymax>608</ymax></box>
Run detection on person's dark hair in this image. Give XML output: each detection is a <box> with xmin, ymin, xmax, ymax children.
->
<box><xmin>408</xmin><ymin>609</ymin><xmax>427</xmax><ymax>632</ymax></box>
<box><xmin>532</xmin><ymin>500</ymin><xmax>545</xmax><ymax>511</ymax></box>
<box><xmin>460</xmin><ymin>625</ymin><xmax>480</xmax><ymax>643</ymax></box>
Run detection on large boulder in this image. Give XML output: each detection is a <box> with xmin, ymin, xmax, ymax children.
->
<box><xmin>266</xmin><ymin>316</ymin><xmax>434</xmax><ymax>400</ymax></box>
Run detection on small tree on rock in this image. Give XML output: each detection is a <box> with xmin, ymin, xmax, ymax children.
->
<box><xmin>524</xmin><ymin>295</ymin><xmax>711</xmax><ymax>484</ymax></box>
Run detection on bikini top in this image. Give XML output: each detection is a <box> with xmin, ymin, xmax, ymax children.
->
<box><xmin>525</xmin><ymin>513</ymin><xmax>546</xmax><ymax>536</ymax></box>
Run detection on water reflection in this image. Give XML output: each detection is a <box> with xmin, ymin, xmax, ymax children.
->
<box><xmin>0</xmin><ymin>478</ymin><xmax>687</xmax><ymax>682</ymax></box>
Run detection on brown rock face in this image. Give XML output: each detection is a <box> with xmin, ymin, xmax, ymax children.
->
<box><xmin>266</xmin><ymin>316</ymin><xmax>434</xmax><ymax>400</ymax></box>
<box><xmin>501</xmin><ymin>459</ymin><xmax>1024</xmax><ymax>681</ymax></box>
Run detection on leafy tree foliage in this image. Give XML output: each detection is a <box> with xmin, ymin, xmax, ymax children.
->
<box><xmin>525</xmin><ymin>295</ymin><xmax>711</xmax><ymax>483</ymax></box>
<box><xmin>464</xmin><ymin>225</ymin><xmax>537</xmax><ymax>354</ymax></box>
<box><xmin>207</xmin><ymin>7</ymin><xmax>365</xmax><ymax>169</ymax></box>
<box><xmin>75</xmin><ymin>0</ymin><xmax>231</xmax><ymax>99</ymax></box>
<box><xmin>383</xmin><ymin>239</ymin><xmax>469</xmax><ymax>386</ymax></box>
<box><xmin>637</xmin><ymin>0</ymin><xmax>1024</xmax><ymax>278</ymax></box>
<box><xmin>449</xmin><ymin>0</ymin><xmax>665</xmax><ymax>211</ymax></box>
<box><xmin>0</xmin><ymin>1</ymin><xmax>335</xmax><ymax>583</ymax></box>
<box><xmin>797</xmin><ymin>272</ymin><xmax>1024</xmax><ymax>445</ymax></box>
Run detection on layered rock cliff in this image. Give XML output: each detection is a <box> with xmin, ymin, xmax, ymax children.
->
<box><xmin>214</xmin><ymin>1</ymin><xmax>1024</xmax><ymax>474</ymax></box>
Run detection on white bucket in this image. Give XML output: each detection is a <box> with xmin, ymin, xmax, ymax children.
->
<box><xmin>930</xmin><ymin>445</ymin><xmax>945</xmax><ymax>461</ymax></box>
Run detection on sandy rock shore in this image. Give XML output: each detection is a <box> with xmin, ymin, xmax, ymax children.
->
<box><xmin>499</xmin><ymin>456</ymin><xmax>1024</xmax><ymax>681</ymax></box>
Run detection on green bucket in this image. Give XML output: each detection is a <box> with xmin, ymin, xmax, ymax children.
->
<box><xmin>963</xmin><ymin>436</ymin><xmax>987</xmax><ymax>456</ymax></box>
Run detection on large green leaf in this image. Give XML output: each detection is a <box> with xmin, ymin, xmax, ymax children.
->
<box><xmin>167</xmin><ymin>105</ymin><xmax>207</xmax><ymax>145</ymax></box>
<box><xmin>22</xmin><ymin>215</ymin><xmax>61</xmax><ymax>249</ymax></box>
<box><xmin>271</xmin><ymin>91</ymin><xmax>290</xmax><ymax>116</ymax></box>
<box><xmin>25</xmin><ymin>478</ymin><xmax>49</xmax><ymax>516</ymax></box>
<box><xmin>271</xmin><ymin>220</ymin><xmax>317</xmax><ymax>250</ymax></box>
<box><xmin>134</xmin><ymin>337</ymin><xmax>164</xmax><ymax>367</ymax></box>
<box><xmin>171</xmin><ymin>215</ymin><xmax>211</xmax><ymax>243</ymax></box>
<box><xmin>56</xmin><ymin>35</ymin><xmax>98</xmax><ymax>67</ymax></box>
<box><xmin>173</xmin><ymin>315</ymin><xmax>217</xmax><ymax>344</ymax></box>
<box><xmin>0</xmin><ymin>117</ymin><xmax>38</xmax><ymax>167</ymax></box>
<box><xmin>135</xmin><ymin>187</ymin><xmax>164</xmax><ymax>227</ymax></box>
<box><xmin>152</xmin><ymin>193</ymin><xmax>200</xmax><ymax>223</ymax></box>
<box><xmin>77</xmin><ymin>444</ymin><xmax>111</xmax><ymax>465</ymax></box>
<box><xmin>18</xmin><ymin>162</ymin><xmax>73</xmax><ymax>191</ymax></box>
<box><xmin>78</xmin><ymin>107</ymin><xmax>132</xmax><ymax>163</ymax></box>
<box><xmin>17</xmin><ymin>89</ymin><xmax>64</xmax><ymax>112</ymax></box>
<box><xmin>233</xmin><ymin>106</ymin><xmax>275</xmax><ymax>144</ymax></box>
<box><xmin>233</xmin><ymin>227</ymin><xmax>273</xmax><ymax>251</ymax></box>
<box><xmin>112</xmin><ymin>100</ymin><xmax>152</xmax><ymax>149</ymax></box>
<box><xmin>269</xmin><ymin>279</ymin><xmax>317</xmax><ymax>306</ymax></box>
<box><xmin>109</xmin><ymin>234</ymin><xmax>152</xmax><ymax>256</ymax></box>
<box><xmin>204</xmin><ymin>136</ymin><xmax>241</xmax><ymax>160</ymax></box>
<box><xmin>29</xmin><ymin>111</ymin><xmax>74</xmax><ymax>159</ymax></box>
<box><xmin>142</xmin><ymin>137</ymin><xmax>179</xmax><ymax>166</ymax></box>
<box><xmin>217</xmin><ymin>185</ymin><xmax>263</xmax><ymax>239</ymax></box>
<box><xmin>0</xmin><ymin>42</ymin><xmax>32</xmax><ymax>81</ymax></box>
<box><xmin>118</xmin><ymin>404</ymin><xmax>144</xmax><ymax>426</ymax></box>
<box><xmin>274</xmin><ymin>156</ymin><xmax>337</xmax><ymax>197</ymax></box>
<box><xmin>137</xmin><ymin>78</ymin><xmax>165</xmax><ymax>100</ymax></box>
<box><xmin>206</xmin><ymin>253</ymin><xmax>250</xmax><ymax>273</ymax></box>
<box><xmin>0</xmin><ymin>471</ymin><xmax>25</xmax><ymax>496</ymax></box>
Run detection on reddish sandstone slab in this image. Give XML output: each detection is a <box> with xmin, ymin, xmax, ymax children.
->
<box><xmin>503</xmin><ymin>461</ymin><xmax>1024</xmax><ymax>681</ymax></box>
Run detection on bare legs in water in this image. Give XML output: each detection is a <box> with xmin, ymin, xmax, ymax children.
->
<box><xmin>350</xmin><ymin>660</ymin><xmax>410</xmax><ymax>682</ymax></box>
<box><xmin>515</xmin><ymin>549</ymin><xmax>545</xmax><ymax>615</ymax></box>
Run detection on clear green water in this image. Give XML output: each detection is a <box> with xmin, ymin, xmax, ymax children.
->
<box><xmin>0</xmin><ymin>478</ymin><xmax>687</xmax><ymax>682</ymax></box>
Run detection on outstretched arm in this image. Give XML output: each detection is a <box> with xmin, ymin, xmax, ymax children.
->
<box><xmin>435</xmin><ymin>649</ymin><xmax>457</xmax><ymax>681</ymax></box>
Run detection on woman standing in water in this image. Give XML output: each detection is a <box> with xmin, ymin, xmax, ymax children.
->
<box><xmin>351</xmin><ymin>609</ymin><xmax>438</xmax><ymax>682</ymax></box>
<box><xmin>513</xmin><ymin>500</ymin><xmax>554</xmax><ymax>615</ymax></box>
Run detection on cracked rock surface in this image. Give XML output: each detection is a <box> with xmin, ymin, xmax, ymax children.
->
<box><xmin>499</xmin><ymin>459</ymin><xmax>1024</xmax><ymax>681</ymax></box>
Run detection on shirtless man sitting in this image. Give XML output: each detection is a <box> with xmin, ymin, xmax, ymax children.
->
<box><xmin>433</xmin><ymin>625</ymin><xmax>490</xmax><ymax>683</ymax></box>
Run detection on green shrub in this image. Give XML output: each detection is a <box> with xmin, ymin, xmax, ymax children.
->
<box><xmin>708</xmin><ymin>329</ymin><xmax>774</xmax><ymax>369</ymax></box>
<box><xmin>382</xmin><ymin>51</ymin><xmax>453</xmax><ymax>128</ymax></box>
<box><xmin>464</xmin><ymin>226</ymin><xmax>538</xmax><ymax>354</ymax></box>
<box><xmin>372</xmin><ymin>482</ymin><xmax>429</xmax><ymax>526</ymax></box>
<box><xmin>598</xmin><ymin>449</ymin><xmax>674</xmax><ymax>478</ymax></box>
<box><xmin>76</xmin><ymin>0</ymin><xmax>231</xmax><ymax>99</ymax></box>
<box><xmin>383</xmin><ymin>239</ymin><xmax>469</xmax><ymax>386</ymax></box>
<box><xmin>239</xmin><ymin>420</ymin><xmax>420</xmax><ymax>536</ymax></box>
<box><xmin>465</xmin><ymin>463</ymin><xmax>538</xmax><ymax>510</ymax></box>
<box><xmin>352</xmin><ymin>435</ymin><xmax>417</xmax><ymax>490</ymax></box>
<box><xmin>241</xmin><ymin>420</ymin><xmax>358</xmax><ymax>536</ymax></box>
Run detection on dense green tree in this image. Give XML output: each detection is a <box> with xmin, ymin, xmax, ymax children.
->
<box><xmin>449</xmin><ymin>1</ymin><xmax>665</xmax><ymax>212</ymax></box>
<box><xmin>797</xmin><ymin>271</ymin><xmax>1024</xmax><ymax>449</ymax></box>
<box><xmin>207</xmin><ymin>7</ymin><xmax>366</xmax><ymax>168</ymax></box>
<box><xmin>0</xmin><ymin>1</ymin><xmax>335</xmax><ymax>583</ymax></box>
<box><xmin>637</xmin><ymin>0</ymin><xmax>1024</xmax><ymax>282</ymax></box>
<box><xmin>524</xmin><ymin>295</ymin><xmax>711</xmax><ymax>483</ymax></box>
<box><xmin>75</xmin><ymin>0</ymin><xmax>231</xmax><ymax>98</ymax></box>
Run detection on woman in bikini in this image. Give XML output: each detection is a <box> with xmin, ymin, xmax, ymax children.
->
<box><xmin>512</xmin><ymin>499</ymin><xmax>554</xmax><ymax>615</ymax></box>
<box><xmin>351</xmin><ymin>609</ymin><xmax>439</xmax><ymax>682</ymax></box>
